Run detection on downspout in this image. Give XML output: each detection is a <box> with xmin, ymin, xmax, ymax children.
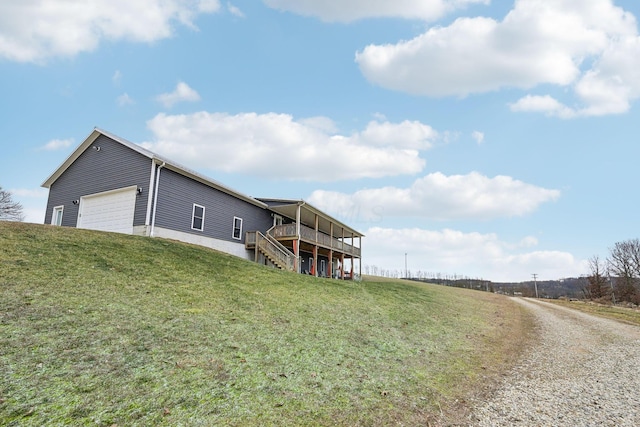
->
<box><xmin>144</xmin><ymin>159</ymin><xmax>156</xmax><ymax>230</ymax></box>
<box><xmin>150</xmin><ymin>161</ymin><xmax>165</xmax><ymax>237</ymax></box>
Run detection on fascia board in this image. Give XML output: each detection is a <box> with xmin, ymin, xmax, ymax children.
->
<box><xmin>41</xmin><ymin>129</ymin><xmax>104</xmax><ymax>188</ymax></box>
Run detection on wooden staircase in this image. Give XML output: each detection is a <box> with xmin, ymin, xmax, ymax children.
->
<box><xmin>245</xmin><ymin>230</ymin><xmax>296</xmax><ymax>272</ymax></box>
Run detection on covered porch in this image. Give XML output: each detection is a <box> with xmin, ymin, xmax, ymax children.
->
<box><xmin>259</xmin><ymin>199</ymin><xmax>364</xmax><ymax>279</ymax></box>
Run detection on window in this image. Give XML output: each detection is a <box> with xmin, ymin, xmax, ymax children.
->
<box><xmin>232</xmin><ymin>216</ymin><xmax>243</xmax><ymax>240</ymax></box>
<box><xmin>320</xmin><ymin>260</ymin><xmax>326</xmax><ymax>276</ymax></box>
<box><xmin>52</xmin><ymin>206</ymin><xmax>64</xmax><ymax>226</ymax></box>
<box><xmin>192</xmin><ymin>204</ymin><xmax>205</xmax><ymax>231</ymax></box>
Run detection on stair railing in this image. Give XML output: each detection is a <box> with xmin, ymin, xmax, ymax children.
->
<box><xmin>256</xmin><ymin>229</ymin><xmax>296</xmax><ymax>271</ymax></box>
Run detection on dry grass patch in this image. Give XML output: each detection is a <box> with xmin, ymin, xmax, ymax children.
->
<box><xmin>547</xmin><ymin>299</ymin><xmax>640</xmax><ymax>326</ymax></box>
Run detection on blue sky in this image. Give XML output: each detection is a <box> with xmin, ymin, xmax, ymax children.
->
<box><xmin>2</xmin><ymin>0</ymin><xmax>639</xmax><ymax>282</ymax></box>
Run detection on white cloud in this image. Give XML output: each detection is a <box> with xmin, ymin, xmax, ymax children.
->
<box><xmin>298</xmin><ymin>116</ymin><xmax>339</xmax><ymax>133</ymax></box>
<box><xmin>518</xmin><ymin>236</ymin><xmax>539</xmax><ymax>248</ymax></box>
<box><xmin>117</xmin><ymin>93</ymin><xmax>135</xmax><ymax>106</ymax></box>
<box><xmin>510</xmin><ymin>34</ymin><xmax>640</xmax><ymax>118</ymax></box>
<box><xmin>40</xmin><ymin>138</ymin><xmax>74</xmax><ymax>151</ymax></box>
<box><xmin>471</xmin><ymin>130</ymin><xmax>484</xmax><ymax>144</ymax></box>
<box><xmin>355</xmin><ymin>0</ymin><xmax>640</xmax><ymax>117</ymax></box>
<box><xmin>308</xmin><ymin>172</ymin><xmax>560</xmax><ymax>221</ymax></box>
<box><xmin>509</xmin><ymin>95</ymin><xmax>576</xmax><ymax>118</ymax></box>
<box><xmin>358</xmin><ymin>120</ymin><xmax>437</xmax><ymax>150</ymax></box>
<box><xmin>363</xmin><ymin>226</ymin><xmax>587</xmax><ymax>282</ymax></box>
<box><xmin>9</xmin><ymin>188</ymin><xmax>48</xmax><ymax>199</ymax></box>
<box><xmin>142</xmin><ymin>112</ymin><xmax>432</xmax><ymax>181</ymax></box>
<box><xmin>155</xmin><ymin>82</ymin><xmax>201</xmax><ymax>108</ymax></box>
<box><xmin>227</xmin><ymin>2</ymin><xmax>245</xmax><ymax>18</ymax></box>
<box><xmin>263</xmin><ymin>0</ymin><xmax>489</xmax><ymax>23</ymax></box>
<box><xmin>0</xmin><ymin>0</ymin><xmax>221</xmax><ymax>63</ymax></box>
<box><xmin>112</xmin><ymin>70</ymin><xmax>123</xmax><ymax>86</ymax></box>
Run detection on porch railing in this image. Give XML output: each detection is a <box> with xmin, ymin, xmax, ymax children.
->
<box><xmin>268</xmin><ymin>224</ymin><xmax>361</xmax><ymax>257</ymax></box>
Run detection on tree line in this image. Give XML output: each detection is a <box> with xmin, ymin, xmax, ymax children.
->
<box><xmin>586</xmin><ymin>239</ymin><xmax>640</xmax><ymax>305</ymax></box>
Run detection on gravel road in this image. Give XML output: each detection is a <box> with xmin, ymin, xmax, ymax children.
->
<box><xmin>471</xmin><ymin>298</ymin><xmax>640</xmax><ymax>426</ymax></box>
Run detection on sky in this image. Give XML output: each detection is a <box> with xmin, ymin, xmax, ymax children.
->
<box><xmin>2</xmin><ymin>0</ymin><xmax>640</xmax><ymax>282</ymax></box>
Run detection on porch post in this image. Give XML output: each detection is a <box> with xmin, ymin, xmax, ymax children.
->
<box><xmin>340</xmin><ymin>253</ymin><xmax>345</xmax><ymax>280</ymax></box>
<box><xmin>330</xmin><ymin>223</ymin><xmax>334</xmax><ymax>248</ymax></box>
<box><xmin>329</xmin><ymin>223</ymin><xmax>334</xmax><ymax>278</ymax></box>
<box><xmin>358</xmin><ymin>236</ymin><xmax>362</xmax><ymax>277</ymax></box>
<box><xmin>314</xmin><ymin>214</ymin><xmax>319</xmax><ymax>277</ymax></box>
<box><xmin>341</xmin><ymin>227</ymin><xmax>345</xmax><ymax>279</ymax></box>
<box><xmin>312</xmin><ymin>246</ymin><xmax>318</xmax><ymax>277</ymax></box>
<box><xmin>254</xmin><ymin>234</ymin><xmax>259</xmax><ymax>263</ymax></box>
<box><xmin>350</xmin><ymin>256</ymin><xmax>354</xmax><ymax>278</ymax></box>
<box><xmin>351</xmin><ymin>232</ymin><xmax>356</xmax><ymax>278</ymax></box>
<box><xmin>315</xmin><ymin>214</ymin><xmax>319</xmax><ymax>242</ymax></box>
<box><xmin>296</xmin><ymin>203</ymin><xmax>302</xmax><ymax>274</ymax></box>
<box><xmin>329</xmin><ymin>249</ymin><xmax>333</xmax><ymax>278</ymax></box>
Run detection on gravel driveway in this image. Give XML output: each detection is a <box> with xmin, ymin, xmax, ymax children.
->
<box><xmin>471</xmin><ymin>298</ymin><xmax>640</xmax><ymax>426</ymax></box>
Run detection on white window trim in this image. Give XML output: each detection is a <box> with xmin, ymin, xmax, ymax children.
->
<box><xmin>232</xmin><ymin>216</ymin><xmax>243</xmax><ymax>240</ymax></box>
<box><xmin>191</xmin><ymin>204</ymin><xmax>205</xmax><ymax>231</ymax></box>
<box><xmin>51</xmin><ymin>205</ymin><xmax>64</xmax><ymax>226</ymax></box>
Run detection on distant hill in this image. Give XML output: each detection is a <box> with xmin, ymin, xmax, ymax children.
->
<box><xmin>0</xmin><ymin>222</ymin><xmax>531</xmax><ymax>426</ymax></box>
<box><xmin>408</xmin><ymin>276</ymin><xmax>586</xmax><ymax>299</ymax></box>
<box><xmin>493</xmin><ymin>278</ymin><xmax>586</xmax><ymax>299</ymax></box>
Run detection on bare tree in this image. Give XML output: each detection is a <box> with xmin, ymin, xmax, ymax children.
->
<box><xmin>0</xmin><ymin>186</ymin><xmax>24</xmax><ymax>221</ymax></box>
<box><xmin>608</xmin><ymin>240</ymin><xmax>639</xmax><ymax>304</ymax></box>
<box><xmin>627</xmin><ymin>238</ymin><xmax>640</xmax><ymax>276</ymax></box>
<box><xmin>585</xmin><ymin>255</ymin><xmax>610</xmax><ymax>301</ymax></box>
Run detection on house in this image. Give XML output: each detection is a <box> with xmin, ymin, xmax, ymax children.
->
<box><xmin>42</xmin><ymin>128</ymin><xmax>363</xmax><ymax>278</ymax></box>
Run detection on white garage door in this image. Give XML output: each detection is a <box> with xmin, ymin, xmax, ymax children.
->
<box><xmin>77</xmin><ymin>186</ymin><xmax>137</xmax><ymax>234</ymax></box>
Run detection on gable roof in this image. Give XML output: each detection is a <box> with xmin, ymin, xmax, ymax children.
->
<box><xmin>41</xmin><ymin>128</ymin><xmax>267</xmax><ymax>209</ymax></box>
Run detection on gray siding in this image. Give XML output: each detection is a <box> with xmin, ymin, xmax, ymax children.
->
<box><xmin>299</xmin><ymin>250</ymin><xmax>330</xmax><ymax>276</ymax></box>
<box><xmin>44</xmin><ymin>135</ymin><xmax>152</xmax><ymax>227</ymax></box>
<box><xmin>154</xmin><ymin>168</ymin><xmax>273</xmax><ymax>243</ymax></box>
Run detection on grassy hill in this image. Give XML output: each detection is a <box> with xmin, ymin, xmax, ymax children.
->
<box><xmin>0</xmin><ymin>222</ymin><xmax>532</xmax><ymax>426</ymax></box>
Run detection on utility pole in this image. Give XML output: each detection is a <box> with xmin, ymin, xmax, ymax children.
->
<box><xmin>532</xmin><ymin>273</ymin><xmax>539</xmax><ymax>298</ymax></box>
<box><xmin>609</xmin><ymin>273</ymin><xmax>616</xmax><ymax>304</ymax></box>
<box><xmin>404</xmin><ymin>253</ymin><xmax>408</xmax><ymax>279</ymax></box>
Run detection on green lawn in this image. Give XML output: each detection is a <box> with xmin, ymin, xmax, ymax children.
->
<box><xmin>0</xmin><ymin>222</ymin><xmax>531</xmax><ymax>426</ymax></box>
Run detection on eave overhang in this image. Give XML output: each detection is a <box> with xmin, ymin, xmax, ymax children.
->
<box><xmin>258</xmin><ymin>198</ymin><xmax>364</xmax><ymax>239</ymax></box>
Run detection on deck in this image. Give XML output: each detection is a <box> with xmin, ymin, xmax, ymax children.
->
<box><xmin>268</xmin><ymin>224</ymin><xmax>361</xmax><ymax>257</ymax></box>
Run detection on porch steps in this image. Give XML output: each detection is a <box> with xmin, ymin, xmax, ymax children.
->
<box><xmin>245</xmin><ymin>230</ymin><xmax>296</xmax><ymax>272</ymax></box>
<box><xmin>259</xmin><ymin>246</ymin><xmax>287</xmax><ymax>270</ymax></box>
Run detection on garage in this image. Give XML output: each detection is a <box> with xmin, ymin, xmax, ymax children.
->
<box><xmin>77</xmin><ymin>186</ymin><xmax>137</xmax><ymax>234</ymax></box>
